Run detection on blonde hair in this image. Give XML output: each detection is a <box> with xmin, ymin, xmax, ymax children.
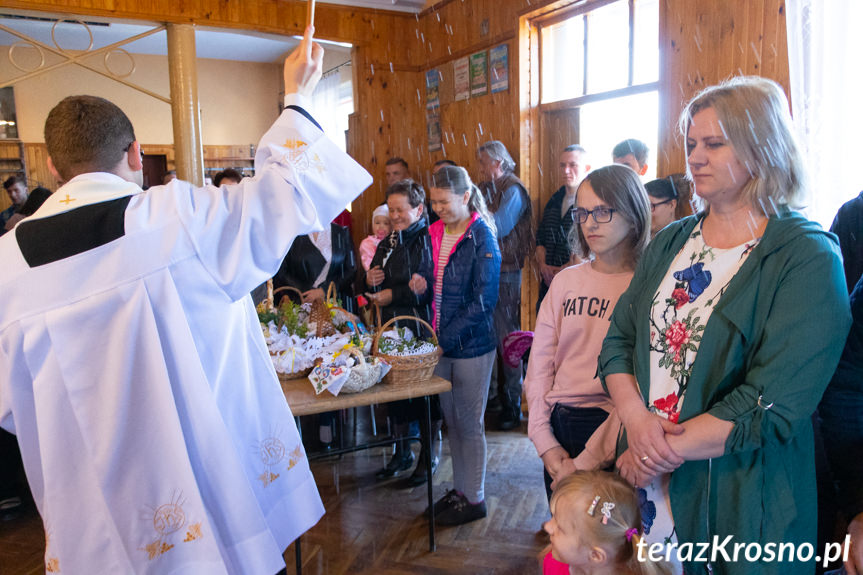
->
<box><xmin>431</xmin><ymin>165</ymin><xmax>497</xmax><ymax>235</ymax></box>
<box><xmin>550</xmin><ymin>471</ymin><xmax>672</xmax><ymax>575</ymax></box>
<box><xmin>679</xmin><ymin>76</ymin><xmax>808</xmax><ymax>215</ymax></box>
<box><xmin>570</xmin><ymin>164</ymin><xmax>651</xmax><ymax>265</ymax></box>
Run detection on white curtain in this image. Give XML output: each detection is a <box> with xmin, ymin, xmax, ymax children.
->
<box><xmin>787</xmin><ymin>0</ymin><xmax>863</xmax><ymax>227</ymax></box>
<box><xmin>312</xmin><ymin>70</ymin><xmax>347</xmax><ymax>152</ymax></box>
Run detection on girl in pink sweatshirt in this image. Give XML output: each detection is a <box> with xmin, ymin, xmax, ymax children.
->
<box><xmin>525</xmin><ymin>164</ymin><xmax>651</xmax><ymax>500</ymax></box>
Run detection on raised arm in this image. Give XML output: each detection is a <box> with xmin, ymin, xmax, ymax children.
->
<box><xmin>174</xmin><ymin>27</ymin><xmax>372</xmax><ymax>301</ymax></box>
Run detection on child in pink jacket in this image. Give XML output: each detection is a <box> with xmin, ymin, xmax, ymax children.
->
<box><xmin>359</xmin><ymin>204</ymin><xmax>391</xmax><ymax>270</ymax></box>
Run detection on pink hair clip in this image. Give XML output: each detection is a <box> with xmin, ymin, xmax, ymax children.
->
<box><xmin>625</xmin><ymin>528</ymin><xmax>639</xmax><ymax>541</ymax></box>
<box><xmin>586</xmin><ymin>495</ymin><xmax>600</xmax><ymax>517</ymax></box>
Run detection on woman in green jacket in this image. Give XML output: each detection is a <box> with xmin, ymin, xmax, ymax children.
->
<box><xmin>598</xmin><ymin>76</ymin><xmax>851</xmax><ymax>575</ymax></box>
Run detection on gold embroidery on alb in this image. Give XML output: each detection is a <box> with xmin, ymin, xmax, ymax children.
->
<box><xmin>183</xmin><ymin>522</ymin><xmax>203</xmax><ymax>543</ymax></box>
<box><xmin>141</xmin><ymin>491</ymin><xmax>204</xmax><ymax>560</ymax></box>
<box><xmin>282</xmin><ymin>138</ymin><xmax>324</xmax><ymax>174</ymax></box>
<box><xmin>153</xmin><ymin>501</ymin><xmax>186</xmax><ymax>536</ymax></box>
<box><xmin>59</xmin><ymin>193</ymin><xmax>76</xmax><ymax>205</ymax></box>
<box><xmin>255</xmin><ymin>435</ymin><xmax>287</xmax><ymax>487</ymax></box>
<box><xmin>44</xmin><ymin>527</ymin><xmax>60</xmax><ymax>572</ymax></box>
<box><xmin>287</xmin><ymin>444</ymin><xmax>304</xmax><ymax>471</ymax></box>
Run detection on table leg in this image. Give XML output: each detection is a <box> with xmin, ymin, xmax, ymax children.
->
<box><xmin>423</xmin><ymin>394</ymin><xmax>436</xmax><ymax>551</ymax></box>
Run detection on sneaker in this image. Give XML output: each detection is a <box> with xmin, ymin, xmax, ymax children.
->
<box><xmin>375</xmin><ymin>450</ymin><xmax>415</xmax><ymax>480</ymax></box>
<box><xmin>436</xmin><ymin>494</ymin><xmax>487</xmax><ymax>526</ymax></box>
<box><xmin>425</xmin><ymin>489</ymin><xmax>461</xmax><ymax>517</ymax></box>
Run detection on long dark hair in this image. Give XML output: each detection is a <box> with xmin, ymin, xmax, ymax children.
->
<box><xmin>430</xmin><ymin>165</ymin><xmax>496</xmax><ymax>235</ymax></box>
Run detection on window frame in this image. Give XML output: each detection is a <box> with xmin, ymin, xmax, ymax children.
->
<box><xmin>536</xmin><ymin>0</ymin><xmax>658</xmax><ymax>109</ymax></box>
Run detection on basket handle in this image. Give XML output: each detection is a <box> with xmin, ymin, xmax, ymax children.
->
<box><xmin>329</xmin><ymin>306</ymin><xmax>361</xmax><ymax>337</ymax></box>
<box><xmin>346</xmin><ymin>346</ymin><xmax>366</xmax><ymax>367</ymax></box>
<box><xmin>372</xmin><ymin>314</ymin><xmax>438</xmax><ymax>355</ymax></box>
<box><xmin>271</xmin><ymin>286</ymin><xmax>305</xmax><ymax>331</ymax></box>
<box><xmin>273</xmin><ymin>285</ymin><xmax>304</xmax><ymax>305</ymax></box>
<box><xmin>326</xmin><ymin>281</ymin><xmax>338</xmax><ymax>306</ymax></box>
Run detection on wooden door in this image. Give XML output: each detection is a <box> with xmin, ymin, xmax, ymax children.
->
<box><xmin>142</xmin><ymin>154</ymin><xmax>167</xmax><ymax>190</ymax></box>
<box><xmin>539</xmin><ymin>107</ymin><xmax>580</xmax><ymax>212</ymax></box>
<box><xmin>522</xmin><ymin>107</ymin><xmax>580</xmax><ymax>329</ymax></box>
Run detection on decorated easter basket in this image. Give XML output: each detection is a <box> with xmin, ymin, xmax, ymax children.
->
<box><xmin>267</xmin><ymin>284</ymin><xmax>314</xmax><ymax>380</ymax></box>
<box><xmin>340</xmin><ymin>347</ymin><xmax>389</xmax><ymax>394</ymax></box>
<box><xmin>372</xmin><ymin>315</ymin><xmax>440</xmax><ymax>385</ymax></box>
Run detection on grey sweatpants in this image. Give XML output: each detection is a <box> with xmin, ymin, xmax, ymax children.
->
<box><xmin>435</xmin><ymin>349</ymin><xmax>496</xmax><ymax>503</ymax></box>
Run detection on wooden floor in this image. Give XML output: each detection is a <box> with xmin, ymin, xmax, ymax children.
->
<box><xmin>0</xmin><ymin>414</ymin><xmax>550</xmax><ymax>575</ymax></box>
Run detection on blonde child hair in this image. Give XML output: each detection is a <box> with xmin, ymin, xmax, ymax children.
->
<box><xmin>548</xmin><ymin>471</ymin><xmax>671</xmax><ymax>575</ymax></box>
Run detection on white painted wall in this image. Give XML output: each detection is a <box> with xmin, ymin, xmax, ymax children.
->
<box><xmin>1</xmin><ymin>47</ymin><xmax>281</xmax><ymax>145</ymax></box>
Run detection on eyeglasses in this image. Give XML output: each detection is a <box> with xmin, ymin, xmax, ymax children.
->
<box><xmin>572</xmin><ymin>206</ymin><xmax>616</xmax><ymax>224</ymax></box>
<box><xmin>650</xmin><ymin>198</ymin><xmax>675</xmax><ymax>211</ymax></box>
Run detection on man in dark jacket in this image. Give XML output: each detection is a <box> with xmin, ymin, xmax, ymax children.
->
<box><xmin>830</xmin><ymin>190</ymin><xmax>863</xmax><ymax>293</ymax></box>
<box><xmin>477</xmin><ymin>140</ymin><xmax>533</xmax><ymax>430</ymax></box>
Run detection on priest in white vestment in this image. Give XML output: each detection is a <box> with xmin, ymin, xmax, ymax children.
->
<box><xmin>0</xmin><ymin>29</ymin><xmax>370</xmax><ymax>574</ymax></box>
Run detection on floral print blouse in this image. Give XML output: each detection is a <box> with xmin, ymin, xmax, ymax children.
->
<box><xmin>638</xmin><ymin>221</ymin><xmax>761</xmax><ymax>571</ymax></box>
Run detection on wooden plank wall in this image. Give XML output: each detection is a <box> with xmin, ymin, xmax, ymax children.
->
<box><xmin>413</xmin><ymin>2</ymin><xmax>521</xmax><ymax>178</ymax></box>
<box><xmin>658</xmin><ymin>0</ymin><xmax>789</xmax><ymax>176</ymax></box>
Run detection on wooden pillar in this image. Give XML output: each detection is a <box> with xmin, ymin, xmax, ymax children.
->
<box><xmin>166</xmin><ymin>23</ymin><xmax>204</xmax><ymax>186</ymax></box>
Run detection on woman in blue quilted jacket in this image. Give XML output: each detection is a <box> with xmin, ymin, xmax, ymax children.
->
<box><xmin>425</xmin><ymin>165</ymin><xmax>501</xmax><ymax>526</ymax></box>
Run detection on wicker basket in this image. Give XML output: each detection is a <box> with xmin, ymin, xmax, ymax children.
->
<box><xmin>268</xmin><ymin>284</ymin><xmax>313</xmax><ymax>379</ymax></box>
<box><xmin>372</xmin><ymin>315</ymin><xmax>440</xmax><ymax>385</ymax></box>
<box><xmin>270</xmin><ymin>285</ymin><xmax>305</xmax><ymax>325</ymax></box>
<box><xmin>277</xmin><ymin>366</ymin><xmax>313</xmax><ymax>381</ymax></box>
<box><xmin>340</xmin><ymin>348</ymin><xmax>386</xmax><ymax>394</ymax></box>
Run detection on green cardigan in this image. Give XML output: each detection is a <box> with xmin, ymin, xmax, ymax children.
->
<box><xmin>599</xmin><ymin>211</ymin><xmax>850</xmax><ymax>575</ymax></box>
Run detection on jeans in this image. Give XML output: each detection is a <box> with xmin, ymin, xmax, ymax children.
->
<box><xmin>436</xmin><ymin>349</ymin><xmax>496</xmax><ymax>503</ymax></box>
<box><xmin>543</xmin><ymin>404</ymin><xmax>609</xmax><ymax>500</ymax></box>
<box><xmin>490</xmin><ymin>271</ymin><xmax>524</xmax><ymax>416</ymax></box>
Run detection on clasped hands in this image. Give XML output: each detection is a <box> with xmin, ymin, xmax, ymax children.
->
<box><xmin>543</xmin><ymin>446</ymin><xmax>578</xmax><ymax>490</ymax></box>
<box><xmin>365</xmin><ymin>270</ymin><xmax>428</xmax><ymax>307</ymax></box>
<box><xmin>616</xmin><ymin>408</ymin><xmax>685</xmax><ymax>489</ymax></box>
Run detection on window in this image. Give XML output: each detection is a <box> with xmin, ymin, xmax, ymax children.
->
<box><xmin>313</xmin><ymin>62</ymin><xmax>354</xmax><ymax>153</ymax></box>
<box><xmin>539</xmin><ymin>0</ymin><xmax>659</xmax><ymax>178</ymax></box>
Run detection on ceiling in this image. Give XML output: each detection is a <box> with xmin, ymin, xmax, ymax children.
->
<box><xmin>0</xmin><ymin>10</ymin><xmax>365</xmax><ymax>65</ymax></box>
<box><xmin>307</xmin><ymin>0</ymin><xmax>426</xmax><ymax>12</ymax></box>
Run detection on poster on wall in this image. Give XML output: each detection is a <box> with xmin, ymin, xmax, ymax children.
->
<box><xmin>427</xmin><ymin>111</ymin><xmax>442</xmax><ymax>152</ymax></box>
<box><xmin>426</xmin><ymin>69</ymin><xmax>440</xmax><ymax>110</ymax></box>
<box><xmin>469</xmin><ymin>51</ymin><xmax>488</xmax><ymax>97</ymax></box>
<box><xmin>454</xmin><ymin>57</ymin><xmax>471</xmax><ymax>101</ymax></box>
<box><xmin>489</xmin><ymin>45</ymin><xmax>509</xmax><ymax>94</ymax></box>
<box><xmin>0</xmin><ymin>87</ymin><xmax>19</xmax><ymax>140</ymax></box>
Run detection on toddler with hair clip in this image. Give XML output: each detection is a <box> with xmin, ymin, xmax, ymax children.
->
<box><xmin>543</xmin><ymin>470</ymin><xmax>673</xmax><ymax>575</ymax></box>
